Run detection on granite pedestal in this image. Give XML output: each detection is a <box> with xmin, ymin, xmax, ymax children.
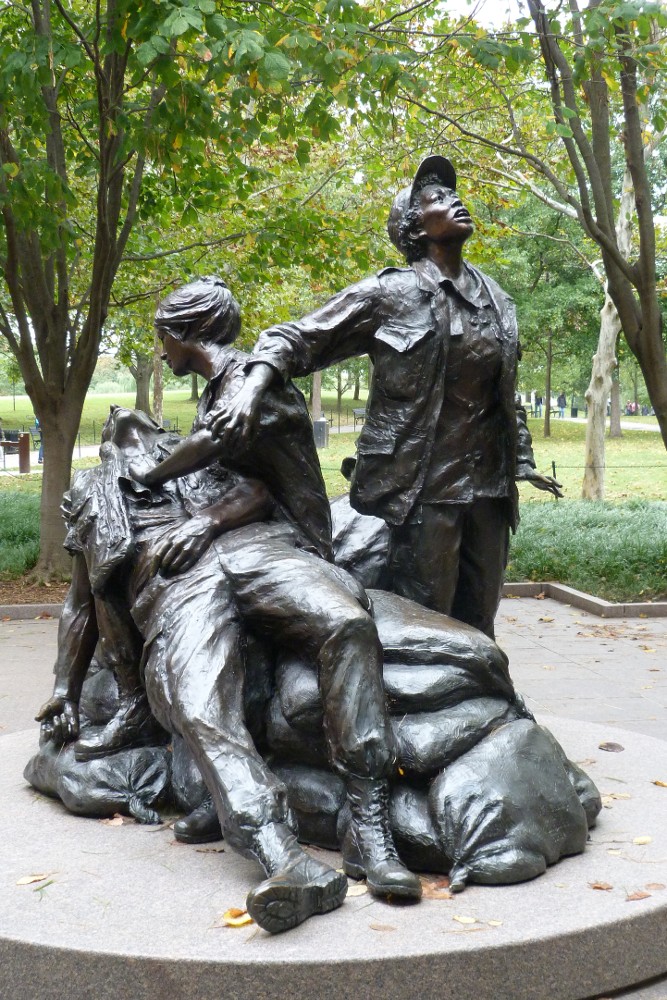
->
<box><xmin>3</xmin><ymin>717</ymin><xmax>667</xmax><ymax>1000</ymax></box>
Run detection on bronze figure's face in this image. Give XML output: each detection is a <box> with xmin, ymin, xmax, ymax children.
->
<box><xmin>101</xmin><ymin>405</ymin><xmax>162</xmax><ymax>449</ymax></box>
<box><xmin>158</xmin><ymin>330</ymin><xmax>198</xmax><ymax>377</ymax></box>
<box><xmin>414</xmin><ymin>184</ymin><xmax>474</xmax><ymax>244</ymax></box>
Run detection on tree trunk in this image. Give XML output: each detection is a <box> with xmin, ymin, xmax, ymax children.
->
<box><xmin>35</xmin><ymin>407</ymin><xmax>80</xmax><ymax>577</ymax></box>
<box><xmin>133</xmin><ymin>354</ymin><xmax>153</xmax><ymax>415</ymax></box>
<box><xmin>312</xmin><ymin>370</ymin><xmax>322</xmax><ymax>421</ymax></box>
<box><xmin>610</xmin><ymin>374</ymin><xmax>622</xmax><ymax>437</ymax></box>
<box><xmin>189</xmin><ymin>373</ymin><xmax>199</xmax><ymax>402</ymax></box>
<box><xmin>543</xmin><ymin>330</ymin><xmax>553</xmax><ymax>438</ymax></box>
<box><xmin>353</xmin><ymin>372</ymin><xmax>360</xmax><ymax>400</ymax></box>
<box><xmin>582</xmin><ymin>293</ymin><xmax>620</xmax><ymax>499</ymax></box>
<box><xmin>153</xmin><ymin>330</ymin><xmax>164</xmax><ymax>426</ymax></box>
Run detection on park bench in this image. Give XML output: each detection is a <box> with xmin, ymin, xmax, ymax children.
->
<box><xmin>353</xmin><ymin>407</ymin><xmax>366</xmax><ymax>428</ymax></box>
<box><xmin>0</xmin><ymin>429</ymin><xmax>20</xmax><ymax>454</ymax></box>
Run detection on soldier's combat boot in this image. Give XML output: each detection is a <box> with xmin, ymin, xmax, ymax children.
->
<box><xmin>342</xmin><ymin>777</ymin><xmax>422</xmax><ymax>901</ymax></box>
<box><xmin>245</xmin><ymin>823</ymin><xmax>347</xmax><ymax>934</ymax></box>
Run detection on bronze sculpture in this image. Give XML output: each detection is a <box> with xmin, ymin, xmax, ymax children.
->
<box><xmin>26</xmin><ymin>158</ymin><xmax>600</xmax><ymax>939</ymax></box>
<box><xmin>206</xmin><ymin>156</ymin><xmax>561</xmax><ymax>639</ymax></box>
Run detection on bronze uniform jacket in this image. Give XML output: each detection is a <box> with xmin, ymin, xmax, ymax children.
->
<box><xmin>250</xmin><ymin>264</ymin><xmax>536</xmax><ymax>529</ymax></box>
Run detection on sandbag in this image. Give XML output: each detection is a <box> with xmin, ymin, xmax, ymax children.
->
<box><xmin>273</xmin><ymin>763</ymin><xmax>345</xmax><ymax>850</ymax></box>
<box><xmin>330</xmin><ymin>494</ymin><xmax>391</xmax><ymax>589</ymax></box>
<box><xmin>393</xmin><ymin>698</ymin><xmax>521</xmax><ymax>775</ymax></box>
<box><xmin>429</xmin><ymin>720</ymin><xmax>593</xmax><ymax>889</ymax></box>
<box><xmin>24</xmin><ymin>737</ymin><xmax>170</xmax><ymax>824</ymax></box>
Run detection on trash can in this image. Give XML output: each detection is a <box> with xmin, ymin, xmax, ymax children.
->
<box><xmin>18</xmin><ymin>432</ymin><xmax>31</xmax><ymax>474</ymax></box>
<box><xmin>313</xmin><ymin>417</ymin><xmax>329</xmax><ymax>449</ymax></box>
<box><xmin>570</xmin><ymin>407</ymin><xmax>578</xmax><ymax>418</ymax></box>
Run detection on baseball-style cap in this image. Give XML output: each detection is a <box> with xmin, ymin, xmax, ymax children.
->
<box><xmin>387</xmin><ymin>155</ymin><xmax>457</xmax><ymax>252</ymax></box>
<box><xmin>410</xmin><ymin>155</ymin><xmax>457</xmax><ymax>201</ymax></box>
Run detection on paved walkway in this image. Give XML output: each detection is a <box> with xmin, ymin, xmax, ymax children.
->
<box><xmin>0</xmin><ymin>414</ymin><xmax>661</xmax><ymax>476</ymax></box>
<box><xmin>3</xmin><ymin>595</ymin><xmax>667</xmax><ymax>998</ymax></box>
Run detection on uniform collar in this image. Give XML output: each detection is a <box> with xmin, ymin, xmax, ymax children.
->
<box><xmin>412</xmin><ymin>258</ymin><xmax>486</xmax><ymax>308</ymax></box>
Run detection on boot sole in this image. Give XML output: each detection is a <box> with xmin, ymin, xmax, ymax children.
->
<box><xmin>343</xmin><ymin>859</ymin><xmax>422</xmax><ymax>901</ymax></box>
<box><xmin>247</xmin><ymin>870</ymin><xmax>348</xmax><ymax>934</ymax></box>
<box><xmin>173</xmin><ymin>828</ymin><xmax>223</xmax><ymax>845</ymax></box>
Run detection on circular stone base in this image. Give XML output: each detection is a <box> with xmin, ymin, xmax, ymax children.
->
<box><xmin>3</xmin><ymin>718</ymin><xmax>667</xmax><ymax>1000</ymax></box>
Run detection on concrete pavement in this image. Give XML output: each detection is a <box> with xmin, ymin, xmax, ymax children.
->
<box><xmin>2</xmin><ymin>596</ymin><xmax>667</xmax><ymax>998</ymax></box>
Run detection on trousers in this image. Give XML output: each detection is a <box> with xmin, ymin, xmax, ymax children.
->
<box><xmin>136</xmin><ymin>524</ymin><xmax>394</xmax><ymax>856</ymax></box>
<box><xmin>388</xmin><ymin>497</ymin><xmax>510</xmax><ymax>640</ymax></box>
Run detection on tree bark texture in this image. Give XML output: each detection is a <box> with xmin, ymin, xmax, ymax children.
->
<box><xmin>132</xmin><ymin>354</ymin><xmax>153</xmax><ymax>415</ymax></box>
<box><xmin>582</xmin><ymin>293</ymin><xmax>619</xmax><ymax>499</ymax></box>
<box><xmin>153</xmin><ymin>330</ymin><xmax>164</xmax><ymax>427</ymax></box>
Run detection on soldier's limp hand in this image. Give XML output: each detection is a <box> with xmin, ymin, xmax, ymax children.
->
<box><xmin>35</xmin><ymin>696</ymin><xmax>79</xmax><ymax>744</ymax></box>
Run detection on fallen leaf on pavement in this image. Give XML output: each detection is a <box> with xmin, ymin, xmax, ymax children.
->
<box><xmin>487</xmin><ymin>920</ymin><xmax>503</xmax><ymax>927</ymax></box>
<box><xmin>589</xmin><ymin>881</ymin><xmax>613</xmax><ymax>891</ymax></box>
<box><xmin>100</xmin><ymin>814</ymin><xmax>124</xmax><ymax>826</ymax></box>
<box><xmin>633</xmin><ymin>836</ymin><xmax>653</xmax><ymax>845</ymax></box>
<box><xmin>452</xmin><ymin>915</ymin><xmax>477</xmax><ymax>925</ymax></box>
<box><xmin>652</xmin><ymin>780</ymin><xmax>667</xmax><ymax>788</ymax></box>
<box><xmin>347</xmin><ymin>883</ymin><xmax>368</xmax><ymax>897</ymax></box>
<box><xmin>369</xmin><ymin>923</ymin><xmax>396</xmax><ymax>932</ymax></box>
<box><xmin>16</xmin><ymin>874</ymin><xmax>51</xmax><ymax>886</ymax></box>
<box><xmin>538</xmin><ymin>616</ymin><xmax>554</xmax><ymax>622</ymax></box>
<box><xmin>645</xmin><ymin>883</ymin><xmax>666</xmax><ymax>891</ymax></box>
<box><xmin>599</xmin><ymin>742</ymin><xmax>625</xmax><ymax>753</ymax></box>
<box><xmin>626</xmin><ymin>891</ymin><xmax>651</xmax><ymax>902</ymax></box>
<box><xmin>639</xmin><ymin>646</ymin><xmax>657</xmax><ymax>653</ymax></box>
<box><xmin>220</xmin><ymin>908</ymin><xmax>254</xmax><ymax>928</ymax></box>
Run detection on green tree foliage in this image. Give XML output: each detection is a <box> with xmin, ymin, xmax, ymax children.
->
<box><xmin>0</xmin><ymin>0</ymin><xmax>413</xmax><ymax>572</ymax></box>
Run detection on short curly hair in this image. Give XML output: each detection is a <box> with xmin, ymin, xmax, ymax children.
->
<box><xmin>396</xmin><ymin>175</ymin><xmax>455</xmax><ymax>263</ymax></box>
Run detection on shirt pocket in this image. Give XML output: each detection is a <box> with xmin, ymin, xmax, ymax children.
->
<box><xmin>374</xmin><ymin>325</ymin><xmax>436</xmax><ymax>400</ymax></box>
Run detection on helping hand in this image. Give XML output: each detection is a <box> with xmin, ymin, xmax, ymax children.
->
<box><xmin>205</xmin><ymin>383</ymin><xmax>262</xmax><ymax>454</ymax></box>
<box><xmin>35</xmin><ymin>696</ymin><xmax>79</xmax><ymax>745</ymax></box>
<box><xmin>149</xmin><ymin>514</ymin><xmax>217</xmax><ymax>577</ymax></box>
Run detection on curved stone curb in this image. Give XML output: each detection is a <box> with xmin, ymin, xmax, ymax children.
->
<box><xmin>4</xmin><ymin>718</ymin><xmax>667</xmax><ymax>1000</ymax></box>
<box><xmin>0</xmin><ymin>604</ymin><xmax>62</xmax><ymax>621</ymax></box>
<box><xmin>502</xmin><ymin>581</ymin><xmax>667</xmax><ymax>618</ymax></box>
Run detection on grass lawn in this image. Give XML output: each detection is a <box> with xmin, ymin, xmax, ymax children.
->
<box><xmin>0</xmin><ymin>388</ymin><xmax>370</xmax><ymax>445</ymax></box>
<box><xmin>1</xmin><ymin>395</ymin><xmax>665</xmax><ymax>599</ymax></box>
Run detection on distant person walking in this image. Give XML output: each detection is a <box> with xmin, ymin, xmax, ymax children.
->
<box><xmin>35</xmin><ymin>416</ymin><xmax>43</xmax><ymax>463</ymax></box>
<box><xmin>557</xmin><ymin>392</ymin><xmax>566</xmax><ymax>419</ymax></box>
<box><xmin>535</xmin><ymin>395</ymin><xmax>543</xmax><ymax>418</ymax></box>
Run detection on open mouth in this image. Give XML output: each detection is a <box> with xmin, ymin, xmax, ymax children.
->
<box><xmin>454</xmin><ymin>209</ymin><xmax>471</xmax><ymax>221</ymax></box>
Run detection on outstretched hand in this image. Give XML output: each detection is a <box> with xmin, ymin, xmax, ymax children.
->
<box><xmin>35</xmin><ymin>696</ymin><xmax>79</xmax><ymax>745</ymax></box>
<box><xmin>149</xmin><ymin>513</ymin><xmax>217</xmax><ymax>577</ymax></box>
<box><xmin>205</xmin><ymin>382</ymin><xmax>262</xmax><ymax>454</ymax></box>
<box><xmin>517</xmin><ymin>468</ymin><xmax>563</xmax><ymax>498</ymax></box>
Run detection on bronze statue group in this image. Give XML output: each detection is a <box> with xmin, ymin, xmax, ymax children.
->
<box><xmin>27</xmin><ymin>157</ymin><xmax>600</xmax><ymax>935</ymax></box>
